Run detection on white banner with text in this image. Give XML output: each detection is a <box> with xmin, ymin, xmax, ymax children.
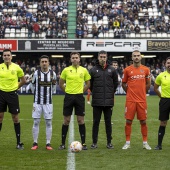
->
<box><xmin>81</xmin><ymin>39</ymin><xmax>147</xmax><ymax>52</ymax></box>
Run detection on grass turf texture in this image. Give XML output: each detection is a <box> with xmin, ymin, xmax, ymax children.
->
<box><xmin>0</xmin><ymin>95</ymin><xmax>170</xmax><ymax>170</ymax></box>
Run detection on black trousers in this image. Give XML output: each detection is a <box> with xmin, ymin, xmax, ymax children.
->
<box><xmin>92</xmin><ymin>106</ymin><xmax>113</xmax><ymax>144</ymax></box>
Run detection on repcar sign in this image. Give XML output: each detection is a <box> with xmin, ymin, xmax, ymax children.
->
<box><xmin>82</xmin><ymin>39</ymin><xmax>147</xmax><ymax>52</ymax></box>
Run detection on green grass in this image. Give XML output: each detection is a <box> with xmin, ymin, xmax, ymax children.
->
<box><xmin>0</xmin><ymin>95</ymin><xmax>170</xmax><ymax>170</ymax></box>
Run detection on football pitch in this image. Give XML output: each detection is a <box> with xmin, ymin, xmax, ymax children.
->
<box><xmin>0</xmin><ymin>95</ymin><xmax>170</xmax><ymax>170</ymax></box>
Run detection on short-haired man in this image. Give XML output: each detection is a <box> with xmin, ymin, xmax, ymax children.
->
<box><xmin>58</xmin><ymin>52</ymin><xmax>91</xmax><ymax>150</ymax></box>
<box><xmin>122</xmin><ymin>50</ymin><xmax>152</xmax><ymax>150</ymax></box>
<box><xmin>31</xmin><ymin>55</ymin><xmax>56</xmax><ymax>150</ymax></box>
<box><xmin>0</xmin><ymin>49</ymin><xmax>26</xmax><ymax>149</ymax></box>
<box><xmin>89</xmin><ymin>50</ymin><xmax>118</xmax><ymax>149</ymax></box>
<box><xmin>154</xmin><ymin>57</ymin><xmax>170</xmax><ymax>150</ymax></box>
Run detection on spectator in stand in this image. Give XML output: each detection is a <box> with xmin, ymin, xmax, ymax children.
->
<box><xmin>166</xmin><ymin>20</ymin><xmax>170</xmax><ymax>33</ymax></box>
<box><xmin>162</xmin><ymin>23</ymin><xmax>168</xmax><ymax>32</ymax></box>
<box><xmin>46</xmin><ymin>27</ymin><xmax>52</xmax><ymax>39</ymax></box>
<box><xmin>144</xmin><ymin>19</ymin><xmax>151</xmax><ymax>32</ymax></box>
<box><xmin>82</xmin><ymin>23</ymin><xmax>88</xmax><ymax>38</ymax></box>
<box><xmin>134</xmin><ymin>24</ymin><xmax>141</xmax><ymax>33</ymax></box>
<box><xmin>52</xmin><ymin>28</ymin><xmax>58</xmax><ymax>38</ymax></box>
<box><xmin>147</xmin><ymin>0</ymin><xmax>153</xmax><ymax>8</ymax></box>
<box><xmin>113</xmin><ymin>19</ymin><xmax>120</xmax><ymax>29</ymax></box>
<box><xmin>98</xmin><ymin>23</ymin><xmax>105</xmax><ymax>36</ymax></box>
<box><xmin>76</xmin><ymin>27</ymin><xmax>84</xmax><ymax>38</ymax></box>
<box><xmin>150</xmin><ymin>25</ymin><xmax>156</xmax><ymax>32</ymax></box>
<box><xmin>114</xmin><ymin>28</ymin><xmax>120</xmax><ymax>38</ymax></box>
<box><xmin>33</xmin><ymin>22</ymin><xmax>40</xmax><ymax>38</ymax></box>
<box><xmin>156</xmin><ymin>23</ymin><xmax>163</xmax><ymax>32</ymax></box>
<box><xmin>41</xmin><ymin>24</ymin><xmax>48</xmax><ymax>33</ymax></box>
<box><xmin>62</xmin><ymin>27</ymin><xmax>67</xmax><ymax>38</ymax></box>
<box><xmin>27</xmin><ymin>21</ymin><xmax>33</xmax><ymax>39</ymax></box>
<box><xmin>149</xmin><ymin>16</ymin><xmax>156</xmax><ymax>26</ymax></box>
<box><xmin>120</xmin><ymin>28</ymin><xmax>126</xmax><ymax>38</ymax></box>
<box><xmin>25</xmin><ymin>10</ymin><xmax>32</xmax><ymax>20</ymax></box>
<box><xmin>142</xmin><ymin>0</ymin><xmax>148</xmax><ymax>9</ymax></box>
<box><xmin>0</xmin><ymin>27</ymin><xmax>5</xmax><ymax>39</ymax></box>
<box><xmin>92</xmin><ymin>23</ymin><xmax>98</xmax><ymax>38</ymax></box>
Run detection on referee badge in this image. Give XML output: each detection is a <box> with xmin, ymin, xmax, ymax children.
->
<box><xmin>80</xmin><ymin>73</ymin><xmax>83</xmax><ymax>78</ymax></box>
<box><xmin>11</xmin><ymin>70</ymin><xmax>15</xmax><ymax>75</ymax></box>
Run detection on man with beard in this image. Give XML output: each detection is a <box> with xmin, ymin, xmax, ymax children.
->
<box><xmin>89</xmin><ymin>50</ymin><xmax>118</xmax><ymax>149</ymax></box>
<box><xmin>122</xmin><ymin>50</ymin><xmax>152</xmax><ymax>150</ymax></box>
<box><xmin>58</xmin><ymin>52</ymin><xmax>91</xmax><ymax>150</ymax></box>
<box><xmin>154</xmin><ymin>57</ymin><xmax>170</xmax><ymax>150</ymax></box>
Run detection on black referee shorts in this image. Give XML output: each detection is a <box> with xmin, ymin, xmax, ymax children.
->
<box><xmin>0</xmin><ymin>90</ymin><xmax>20</xmax><ymax>114</ymax></box>
<box><xmin>63</xmin><ymin>93</ymin><xmax>85</xmax><ymax>116</ymax></box>
<box><xmin>159</xmin><ymin>98</ymin><xmax>170</xmax><ymax>121</ymax></box>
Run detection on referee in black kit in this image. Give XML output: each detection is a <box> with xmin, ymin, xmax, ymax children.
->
<box><xmin>154</xmin><ymin>57</ymin><xmax>170</xmax><ymax>150</ymax></box>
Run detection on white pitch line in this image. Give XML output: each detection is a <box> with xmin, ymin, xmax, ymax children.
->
<box><xmin>66</xmin><ymin>114</ymin><xmax>75</xmax><ymax>170</ymax></box>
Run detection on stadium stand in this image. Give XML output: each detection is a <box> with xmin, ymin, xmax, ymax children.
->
<box><xmin>75</xmin><ymin>0</ymin><xmax>170</xmax><ymax>38</ymax></box>
<box><xmin>0</xmin><ymin>0</ymin><xmax>170</xmax><ymax>39</ymax></box>
<box><xmin>1</xmin><ymin>0</ymin><xmax>68</xmax><ymax>39</ymax></box>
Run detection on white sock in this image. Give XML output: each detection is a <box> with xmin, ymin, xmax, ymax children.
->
<box><xmin>143</xmin><ymin>141</ymin><xmax>147</xmax><ymax>144</ymax></box>
<box><xmin>32</xmin><ymin>118</ymin><xmax>40</xmax><ymax>143</ymax></box>
<box><xmin>45</xmin><ymin>119</ymin><xmax>52</xmax><ymax>144</ymax></box>
<box><xmin>126</xmin><ymin>141</ymin><xmax>130</xmax><ymax>144</ymax></box>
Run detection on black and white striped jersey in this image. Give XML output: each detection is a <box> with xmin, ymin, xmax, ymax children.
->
<box><xmin>32</xmin><ymin>69</ymin><xmax>57</xmax><ymax>104</ymax></box>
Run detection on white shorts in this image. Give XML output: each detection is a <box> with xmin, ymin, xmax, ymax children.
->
<box><xmin>32</xmin><ymin>103</ymin><xmax>53</xmax><ymax>119</ymax></box>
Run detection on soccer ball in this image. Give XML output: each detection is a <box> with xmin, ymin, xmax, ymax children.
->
<box><xmin>70</xmin><ymin>141</ymin><xmax>82</xmax><ymax>152</ymax></box>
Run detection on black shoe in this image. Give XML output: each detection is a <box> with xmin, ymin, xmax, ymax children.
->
<box><xmin>16</xmin><ymin>142</ymin><xmax>24</xmax><ymax>150</ymax></box>
<box><xmin>107</xmin><ymin>143</ymin><xmax>114</xmax><ymax>149</ymax></box>
<box><xmin>91</xmin><ymin>143</ymin><xmax>97</xmax><ymax>149</ymax></box>
<box><xmin>82</xmin><ymin>144</ymin><xmax>88</xmax><ymax>150</ymax></box>
<box><xmin>154</xmin><ymin>145</ymin><xmax>162</xmax><ymax>150</ymax></box>
<box><xmin>58</xmin><ymin>144</ymin><xmax>66</xmax><ymax>150</ymax></box>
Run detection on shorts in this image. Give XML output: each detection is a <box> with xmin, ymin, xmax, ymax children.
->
<box><xmin>159</xmin><ymin>98</ymin><xmax>170</xmax><ymax>121</ymax></box>
<box><xmin>63</xmin><ymin>93</ymin><xmax>85</xmax><ymax>116</ymax></box>
<box><xmin>0</xmin><ymin>90</ymin><xmax>20</xmax><ymax>114</ymax></box>
<box><xmin>124</xmin><ymin>101</ymin><xmax>147</xmax><ymax>120</ymax></box>
<box><xmin>32</xmin><ymin>103</ymin><xmax>53</xmax><ymax>119</ymax></box>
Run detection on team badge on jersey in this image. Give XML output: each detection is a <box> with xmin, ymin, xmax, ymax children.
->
<box><xmin>140</xmin><ymin>69</ymin><xmax>144</xmax><ymax>73</ymax></box>
<box><xmin>80</xmin><ymin>73</ymin><xmax>83</xmax><ymax>78</ymax></box>
<box><xmin>11</xmin><ymin>70</ymin><xmax>15</xmax><ymax>75</ymax></box>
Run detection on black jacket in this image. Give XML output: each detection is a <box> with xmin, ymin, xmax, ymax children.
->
<box><xmin>89</xmin><ymin>60</ymin><xmax>118</xmax><ymax>107</ymax></box>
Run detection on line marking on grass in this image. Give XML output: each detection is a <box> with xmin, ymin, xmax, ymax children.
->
<box><xmin>66</xmin><ymin>114</ymin><xmax>75</xmax><ymax>170</ymax></box>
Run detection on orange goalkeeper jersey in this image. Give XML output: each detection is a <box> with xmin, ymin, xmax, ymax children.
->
<box><xmin>122</xmin><ymin>65</ymin><xmax>150</xmax><ymax>102</ymax></box>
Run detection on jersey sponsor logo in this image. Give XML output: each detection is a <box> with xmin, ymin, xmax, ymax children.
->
<box><xmin>131</xmin><ymin>74</ymin><xmax>145</xmax><ymax>80</ymax></box>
